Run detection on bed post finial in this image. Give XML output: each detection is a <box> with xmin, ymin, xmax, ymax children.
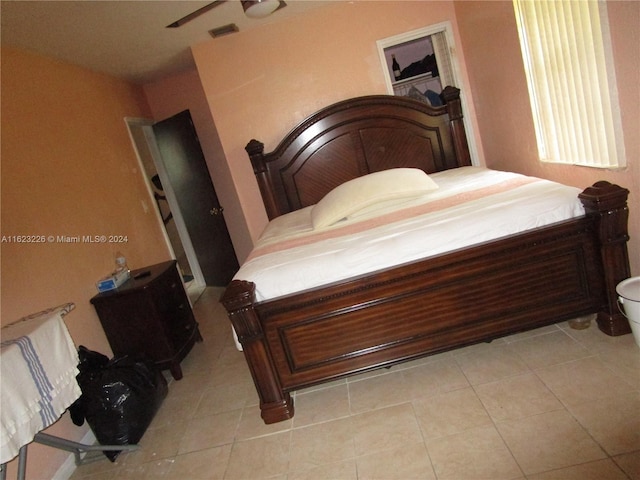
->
<box><xmin>246</xmin><ymin>139</ymin><xmax>265</xmax><ymax>171</ymax></box>
<box><xmin>440</xmin><ymin>86</ymin><xmax>472</xmax><ymax>168</ymax></box>
<box><xmin>245</xmin><ymin>139</ymin><xmax>281</xmax><ymax>220</ymax></box>
<box><xmin>579</xmin><ymin>181</ymin><xmax>632</xmax><ymax>336</ymax></box>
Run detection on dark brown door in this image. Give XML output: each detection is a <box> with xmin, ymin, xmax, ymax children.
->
<box><xmin>153</xmin><ymin>110</ymin><xmax>238</xmax><ymax>286</ymax></box>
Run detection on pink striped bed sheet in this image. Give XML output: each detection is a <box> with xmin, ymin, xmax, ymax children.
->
<box><xmin>236</xmin><ymin>167</ymin><xmax>585</xmax><ymax>303</ymax></box>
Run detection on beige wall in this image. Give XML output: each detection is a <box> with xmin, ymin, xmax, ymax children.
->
<box><xmin>454</xmin><ymin>0</ymin><xmax>640</xmax><ymax>275</ymax></box>
<box><xmin>186</xmin><ymin>0</ymin><xmax>637</xmax><ymax>274</ymax></box>
<box><xmin>143</xmin><ymin>70</ymin><xmax>253</xmax><ymax>263</ymax></box>
<box><xmin>191</xmin><ymin>1</ymin><xmax>476</xmax><ymax>259</ymax></box>
<box><xmin>0</xmin><ymin>47</ymin><xmax>170</xmax><ymax>479</ymax></box>
<box><xmin>1</xmin><ymin>1</ymin><xmax>637</xmax><ymax>477</ymax></box>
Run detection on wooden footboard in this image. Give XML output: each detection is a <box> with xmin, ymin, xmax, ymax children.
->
<box><xmin>221</xmin><ymin>181</ymin><xmax>630</xmax><ymax>424</ymax></box>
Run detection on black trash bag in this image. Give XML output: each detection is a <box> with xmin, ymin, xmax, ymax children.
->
<box><xmin>69</xmin><ymin>346</ymin><xmax>168</xmax><ymax>461</ymax></box>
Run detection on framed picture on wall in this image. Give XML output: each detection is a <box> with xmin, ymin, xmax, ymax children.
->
<box><xmin>377</xmin><ymin>21</ymin><xmax>479</xmax><ymax>164</ymax></box>
<box><xmin>377</xmin><ymin>22</ymin><xmax>458</xmax><ymax>102</ymax></box>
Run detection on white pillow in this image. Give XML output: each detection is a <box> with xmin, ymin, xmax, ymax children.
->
<box><xmin>310</xmin><ymin>168</ymin><xmax>438</xmax><ymax>229</ymax></box>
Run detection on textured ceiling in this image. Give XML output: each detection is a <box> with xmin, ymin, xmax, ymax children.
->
<box><xmin>1</xmin><ymin>0</ymin><xmax>331</xmax><ymax>84</ymax></box>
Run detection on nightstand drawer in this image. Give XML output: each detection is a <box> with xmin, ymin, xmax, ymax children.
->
<box><xmin>91</xmin><ymin>260</ymin><xmax>202</xmax><ymax>380</ymax></box>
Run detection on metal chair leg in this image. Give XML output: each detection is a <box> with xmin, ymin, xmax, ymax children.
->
<box><xmin>33</xmin><ymin>432</ymin><xmax>139</xmax><ymax>466</ymax></box>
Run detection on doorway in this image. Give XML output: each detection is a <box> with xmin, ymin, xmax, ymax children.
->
<box><xmin>127</xmin><ymin>118</ymin><xmax>196</xmax><ymax>278</ymax></box>
<box><xmin>377</xmin><ymin>21</ymin><xmax>479</xmax><ymax>165</ymax></box>
<box><xmin>126</xmin><ymin>113</ymin><xmax>238</xmax><ymax>295</ymax></box>
<box><xmin>151</xmin><ymin>110</ymin><xmax>239</xmax><ymax>286</ymax></box>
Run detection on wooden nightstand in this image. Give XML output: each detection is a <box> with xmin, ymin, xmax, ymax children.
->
<box><xmin>90</xmin><ymin>260</ymin><xmax>202</xmax><ymax>380</ymax></box>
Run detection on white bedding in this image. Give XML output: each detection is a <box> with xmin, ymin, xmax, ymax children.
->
<box><xmin>235</xmin><ymin>167</ymin><xmax>585</xmax><ymax>303</ymax></box>
<box><xmin>1</xmin><ymin>309</ymin><xmax>81</xmax><ymax>463</ymax></box>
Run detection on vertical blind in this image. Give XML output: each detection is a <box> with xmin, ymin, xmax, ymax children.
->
<box><xmin>513</xmin><ymin>0</ymin><xmax>625</xmax><ymax>168</ymax></box>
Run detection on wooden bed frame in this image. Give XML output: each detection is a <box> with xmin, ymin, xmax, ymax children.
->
<box><xmin>221</xmin><ymin>87</ymin><xmax>631</xmax><ymax>424</ymax></box>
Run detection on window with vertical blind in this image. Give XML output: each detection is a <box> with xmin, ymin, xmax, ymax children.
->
<box><xmin>513</xmin><ymin>0</ymin><xmax>625</xmax><ymax>168</ymax></box>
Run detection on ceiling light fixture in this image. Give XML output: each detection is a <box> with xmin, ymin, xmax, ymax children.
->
<box><xmin>241</xmin><ymin>0</ymin><xmax>280</xmax><ymax>18</ymax></box>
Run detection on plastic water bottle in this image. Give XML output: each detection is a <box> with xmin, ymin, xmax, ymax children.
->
<box><xmin>115</xmin><ymin>252</ymin><xmax>129</xmax><ymax>274</ymax></box>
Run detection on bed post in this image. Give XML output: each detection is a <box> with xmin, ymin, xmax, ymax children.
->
<box><xmin>246</xmin><ymin>140</ymin><xmax>281</xmax><ymax>219</ymax></box>
<box><xmin>579</xmin><ymin>181</ymin><xmax>632</xmax><ymax>336</ymax></box>
<box><xmin>220</xmin><ymin>280</ymin><xmax>294</xmax><ymax>423</ymax></box>
<box><xmin>441</xmin><ymin>86</ymin><xmax>472</xmax><ymax>168</ymax></box>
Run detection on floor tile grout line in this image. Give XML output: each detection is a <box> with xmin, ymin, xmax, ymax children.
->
<box><xmin>465</xmin><ymin>379</ymin><xmax>527</xmax><ymax>479</ymax></box>
<box><xmin>409</xmin><ymin>399</ymin><xmax>443</xmax><ymax>480</ymax></box>
<box><xmin>69</xmin><ymin>290</ymin><xmax>640</xmax><ymax>480</ymax></box>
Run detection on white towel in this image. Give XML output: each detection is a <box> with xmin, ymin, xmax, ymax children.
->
<box><xmin>0</xmin><ymin>310</ymin><xmax>81</xmax><ymax>463</ymax></box>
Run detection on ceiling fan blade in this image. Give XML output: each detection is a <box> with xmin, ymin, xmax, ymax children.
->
<box><xmin>166</xmin><ymin>1</ymin><xmax>227</xmax><ymax>28</ymax></box>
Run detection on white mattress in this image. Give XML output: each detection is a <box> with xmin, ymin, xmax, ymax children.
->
<box><xmin>235</xmin><ymin>167</ymin><xmax>585</xmax><ymax>303</ymax></box>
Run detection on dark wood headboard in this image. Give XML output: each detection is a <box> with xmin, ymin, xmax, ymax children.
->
<box><xmin>245</xmin><ymin>86</ymin><xmax>472</xmax><ymax>220</ymax></box>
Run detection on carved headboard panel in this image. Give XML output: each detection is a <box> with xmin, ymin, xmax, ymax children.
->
<box><xmin>246</xmin><ymin>86</ymin><xmax>471</xmax><ymax>219</ymax></box>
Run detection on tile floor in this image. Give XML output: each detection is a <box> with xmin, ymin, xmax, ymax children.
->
<box><xmin>70</xmin><ymin>287</ymin><xmax>640</xmax><ymax>480</ymax></box>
